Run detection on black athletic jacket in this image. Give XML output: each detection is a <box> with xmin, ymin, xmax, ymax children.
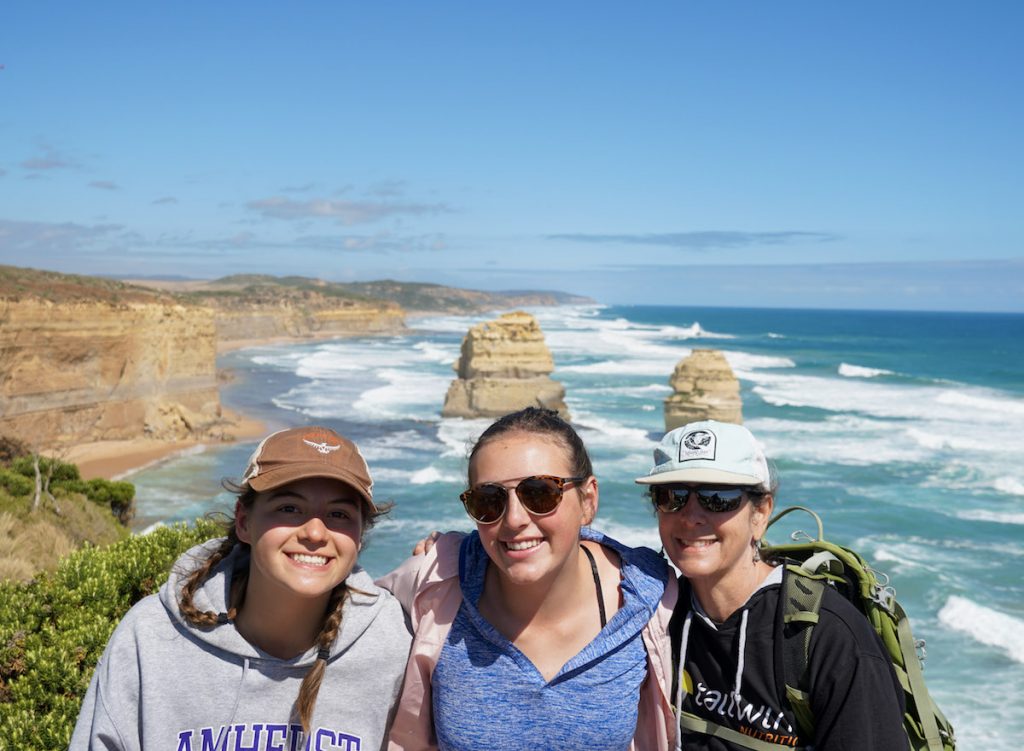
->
<box><xmin>669</xmin><ymin>569</ymin><xmax>908</xmax><ymax>751</ymax></box>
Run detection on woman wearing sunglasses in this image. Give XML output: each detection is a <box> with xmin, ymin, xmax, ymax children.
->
<box><xmin>637</xmin><ymin>420</ymin><xmax>907</xmax><ymax>750</ymax></box>
<box><xmin>379</xmin><ymin>407</ymin><xmax>677</xmax><ymax>751</ymax></box>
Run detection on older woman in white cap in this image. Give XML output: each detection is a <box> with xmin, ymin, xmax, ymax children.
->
<box><xmin>637</xmin><ymin>420</ymin><xmax>908</xmax><ymax>751</ymax></box>
<box><xmin>72</xmin><ymin>426</ymin><xmax>411</xmax><ymax>751</ymax></box>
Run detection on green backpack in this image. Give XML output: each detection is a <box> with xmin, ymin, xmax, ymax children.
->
<box><xmin>762</xmin><ymin>506</ymin><xmax>956</xmax><ymax>751</ymax></box>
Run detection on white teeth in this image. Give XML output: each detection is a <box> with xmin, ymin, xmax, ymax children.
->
<box><xmin>291</xmin><ymin>553</ymin><xmax>328</xmax><ymax>565</ymax></box>
<box><xmin>505</xmin><ymin>540</ymin><xmax>541</xmax><ymax>551</ymax></box>
<box><xmin>683</xmin><ymin>540</ymin><xmax>715</xmax><ymax>548</ymax></box>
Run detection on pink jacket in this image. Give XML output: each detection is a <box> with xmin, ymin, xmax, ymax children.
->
<box><xmin>376</xmin><ymin>532</ymin><xmax>678</xmax><ymax>751</ymax></box>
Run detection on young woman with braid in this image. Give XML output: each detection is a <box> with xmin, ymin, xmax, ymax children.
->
<box><xmin>71</xmin><ymin>426</ymin><xmax>411</xmax><ymax>751</ymax></box>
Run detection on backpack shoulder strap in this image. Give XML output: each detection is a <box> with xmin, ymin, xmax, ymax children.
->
<box><xmin>780</xmin><ymin>563</ymin><xmax>828</xmax><ymax>740</ymax></box>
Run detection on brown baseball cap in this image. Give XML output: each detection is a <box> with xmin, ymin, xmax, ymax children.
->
<box><xmin>240</xmin><ymin>426</ymin><xmax>375</xmax><ymax>510</ymax></box>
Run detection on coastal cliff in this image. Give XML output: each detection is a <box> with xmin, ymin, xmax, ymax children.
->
<box><xmin>164</xmin><ymin>275</ymin><xmax>407</xmax><ymax>347</ymax></box>
<box><xmin>442</xmin><ymin>311</ymin><xmax>569</xmax><ymax>418</ymax></box>
<box><xmin>0</xmin><ymin>295</ymin><xmax>223</xmax><ymax>448</ymax></box>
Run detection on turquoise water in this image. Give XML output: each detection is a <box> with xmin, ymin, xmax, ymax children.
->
<box><xmin>127</xmin><ymin>305</ymin><xmax>1024</xmax><ymax>749</ymax></box>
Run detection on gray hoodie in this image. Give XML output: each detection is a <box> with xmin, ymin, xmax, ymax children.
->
<box><xmin>70</xmin><ymin>540</ymin><xmax>412</xmax><ymax>751</ymax></box>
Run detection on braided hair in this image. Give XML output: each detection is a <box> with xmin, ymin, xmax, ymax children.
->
<box><xmin>176</xmin><ymin>482</ymin><xmax>390</xmax><ymax>734</ymax></box>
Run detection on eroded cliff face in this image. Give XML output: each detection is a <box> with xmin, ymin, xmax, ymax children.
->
<box><xmin>663</xmin><ymin>349</ymin><xmax>743</xmax><ymax>430</ymax></box>
<box><xmin>0</xmin><ymin>299</ymin><xmax>223</xmax><ymax>449</ymax></box>
<box><xmin>213</xmin><ymin>299</ymin><xmax>405</xmax><ymax>345</ymax></box>
<box><xmin>441</xmin><ymin>311</ymin><xmax>569</xmax><ymax>418</ymax></box>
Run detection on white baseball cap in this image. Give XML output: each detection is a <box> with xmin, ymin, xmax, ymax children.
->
<box><xmin>635</xmin><ymin>420</ymin><xmax>771</xmax><ymax>492</ymax></box>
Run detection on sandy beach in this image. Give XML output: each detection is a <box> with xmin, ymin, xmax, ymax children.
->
<box><xmin>65</xmin><ymin>409</ymin><xmax>267</xmax><ymax>481</ymax></box>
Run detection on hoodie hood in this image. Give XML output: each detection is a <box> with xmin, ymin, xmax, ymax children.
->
<box><xmin>159</xmin><ymin>538</ymin><xmax>391</xmax><ymax>666</ymax></box>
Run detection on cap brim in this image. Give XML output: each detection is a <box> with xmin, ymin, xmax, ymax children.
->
<box><xmin>635</xmin><ymin>467</ymin><xmax>764</xmax><ymax>488</ymax></box>
<box><xmin>246</xmin><ymin>464</ymin><xmax>376</xmax><ymax>511</ymax></box>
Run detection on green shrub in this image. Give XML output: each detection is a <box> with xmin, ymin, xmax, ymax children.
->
<box><xmin>53</xmin><ymin>478</ymin><xmax>135</xmax><ymax>516</ymax></box>
<box><xmin>0</xmin><ymin>519</ymin><xmax>222</xmax><ymax>749</ymax></box>
<box><xmin>0</xmin><ymin>470</ymin><xmax>33</xmax><ymax>498</ymax></box>
<box><xmin>10</xmin><ymin>457</ymin><xmax>81</xmax><ymax>484</ymax></box>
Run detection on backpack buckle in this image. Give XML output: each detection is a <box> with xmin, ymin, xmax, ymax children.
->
<box><xmin>915</xmin><ymin>638</ymin><xmax>928</xmax><ymax>665</ymax></box>
<box><xmin>870</xmin><ymin>583</ymin><xmax>896</xmax><ymax>612</ymax></box>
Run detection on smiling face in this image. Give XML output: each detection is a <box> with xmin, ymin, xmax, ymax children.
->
<box><xmin>236</xmin><ymin>476</ymin><xmax>365</xmax><ymax>608</ymax></box>
<box><xmin>657</xmin><ymin>485</ymin><xmax>773</xmax><ymax>592</ymax></box>
<box><xmin>469</xmin><ymin>431</ymin><xmax>597</xmax><ymax>589</ymax></box>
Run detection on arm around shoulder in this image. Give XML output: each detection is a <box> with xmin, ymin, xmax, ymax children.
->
<box><xmin>375</xmin><ymin>532</ymin><xmax>465</xmax><ymax>623</ymax></box>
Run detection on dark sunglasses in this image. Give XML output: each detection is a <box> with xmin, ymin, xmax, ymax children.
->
<box><xmin>460</xmin><ymin>475</ymin><xmax>587</xmax><ymax>524</ymax></box>
<box><xmin>649</xmin><ymin>485</ymin><xmax>761</xmax><ymax>514</ymax></box>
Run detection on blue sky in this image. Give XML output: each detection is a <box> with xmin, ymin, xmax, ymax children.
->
<box><xmin>1</xmin><ymin>2</ymin><xmax>1022</xmax><ymax>311</ymax></box>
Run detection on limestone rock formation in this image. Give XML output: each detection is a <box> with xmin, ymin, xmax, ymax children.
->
<box><xmin>441</xmin><ymin>312</ymin><xmax>569</xmax><ymax>419</ymax></box>
<box><xmin>212</xmin><ymin>300</ymin><xmax>405</xmax><ymax>348</ymax></box>
<box><xmin>0</xmin><ymin>298</ymin><xmax>225</xmax><ymax>449</ymax></box>
<box><xmin>663</xmin><ymin>349</ymin><xmax>743</xmax><ymax>430</ymax></box>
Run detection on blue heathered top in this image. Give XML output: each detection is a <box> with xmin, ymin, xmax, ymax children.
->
<box><xmin>431</xmin><ymin>527</ymin><xmax>669</xmax><ymax>751</ymax></box>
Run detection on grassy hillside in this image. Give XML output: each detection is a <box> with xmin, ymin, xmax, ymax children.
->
<box><xmin>0</xmin><ymin>265</ymin><xmax>175</xmax><ymax>304</ymax></box>
<box><xmin>4</xmin><ymin>264</ymin><xmax>593</xmax><ymax>313</ymax></box>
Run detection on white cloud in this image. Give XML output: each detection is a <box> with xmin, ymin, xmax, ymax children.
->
<box><xmin>246</xmin><ymin>196</ymin><xmax>449</xmax><ymax>225</ymax></box>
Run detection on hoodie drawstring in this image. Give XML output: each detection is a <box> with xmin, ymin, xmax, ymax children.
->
<box><xmin>674</xmin><ymin>606</ymin><xmax>751</xmax><ymax>750</ymax></box>
<box><xmin>225</xmin><ymin>657</ymin><xmax>250</xmax><ymax>727</ymax></box>
<box><xmin>674</xmin><ymin>610</ymin><xmax>693</xmax><ymax>750</ymax></box>
<box><xmin>733</xmin><ymin>608</ymin><xmax>749</xmax><ymax>705</ymax></box>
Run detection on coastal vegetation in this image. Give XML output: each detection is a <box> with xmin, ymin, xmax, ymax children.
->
<box><xmin>0</xmin><ymin>440</ymin><xmax>132</xmax><ymax>583</ymax></box>
<box><xmin>0</xmin><ymin>517</ymin><xmax>221</xmax><ymax>748</ymax></box>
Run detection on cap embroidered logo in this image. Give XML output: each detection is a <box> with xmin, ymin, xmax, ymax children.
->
<box><xmin>303</xmin><ymin>437</ymin><xmax>341</xmax><ymax>455</ymax></box>
<box><xmin>680</xmin><ymin>429</ymin><xmax>716</xmax><ymax>461</ymax></box>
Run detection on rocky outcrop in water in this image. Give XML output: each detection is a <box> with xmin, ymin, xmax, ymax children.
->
<box><xmin>664</xmin><ymin>349</ymin><xmax>743</xmax><ymax>430</ymax></box>
<box><xmin>441</xmin><ymin>312</ymin><xmax>569</xmax><ymax>419</ymax></box>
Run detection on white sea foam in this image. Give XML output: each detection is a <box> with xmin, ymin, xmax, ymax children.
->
<box><xmin>590</xmin><ymin>520</ymin><xmax>662</xmax><ymax>552</ymax></box>
<box><xmin>869</xmin><ymin>548</ymin><xmax>925</xmax><ymax>570</ymax></box>
<box><xmin>904</xmin><ymin>427</ymin><xmax>981</xmax><ymax>452</ymax></box>
<box><xmin>838</xmin><ymin>363</ymin><xmax>895</xmax><ymax>378</ymax></box>
<box><xmin>724</xmin><ymin>352</ymin><xmax>797</xmax><ymax>371</ymax></box>
<box><xmin>560</xmin><ymin>358</ymin><xmax>681</xmax><ymax>376</ymax></box>
<box><xmin>955</xmin><ymin>509</ymin><xmax>1024</xmax><ymax>525</ymax></box>
<box><xmin>936</xmin><ymin>389</ymin><xmax>1024</xmax><ymax>417</ymax></box>
<box><xmin>413</xmin><ymin>340</ymin><xmax>458</xmax><ymax>364</ymax></box>
<box><xmin>436</xmin><ymin>418</ymin><xmax>491</xmax><ymax>458</ymax></box>
<box><xmin>750</xmin><ymin>370</ymin><xmax>1024</xmax><ymax>430</ymax></box>
<box><xmin>409</xmin><ymin>465</ymin><xmax>463</xmax><ymax>485</ymax></box>
<box><xmin>249</xmin><ymin>350</ymin><xmax>306</xmax><ymax>369</ymax></box>
<box><xmin>574</xmin><ymin>383</ymin><xmax>673</xmax><ymax>397</ymax></box>
<box><xmin>359</xmin><ymin>430</ymin><xmax>443</xmax><ymax>461</ymax></box>
<box><xmin>938</xmin><ymin>596</ymin><xmax>1024</xmax><ymax>664</ymax></box>
<box><xmin>994</xmin><ymin>477</ymin><xmax>1024</xmax><ymax>496</ymax></box>
<box><xmin>353</xmin><ymin>368</ymin><xmax>451</xmax><ymax>421</ymax></box>
<box><xmin>573</xmin><ymin>411</ymin><xmax>653</xmax><ymax>449</ymax></box>
<box><xmin>408</xmin><ymin>313</ymin><xmax>491</xmax><ymax>333</ymax></box>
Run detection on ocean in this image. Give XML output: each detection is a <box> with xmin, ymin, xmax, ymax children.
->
<box><xmin>127</xmin><ymin>304</ymin><xmax>1024</xmax><ymax>749</ymax></box>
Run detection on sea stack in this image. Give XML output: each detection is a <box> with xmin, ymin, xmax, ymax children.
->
<box><xmin>441</xmin><ymin>311</ymin><xmax>569</xmax><ymax>419</ymax></box>
<box><xmin>663</xmin><ymin>349</ymin><xmax>742</xmax><ymax>431</ymax></box>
